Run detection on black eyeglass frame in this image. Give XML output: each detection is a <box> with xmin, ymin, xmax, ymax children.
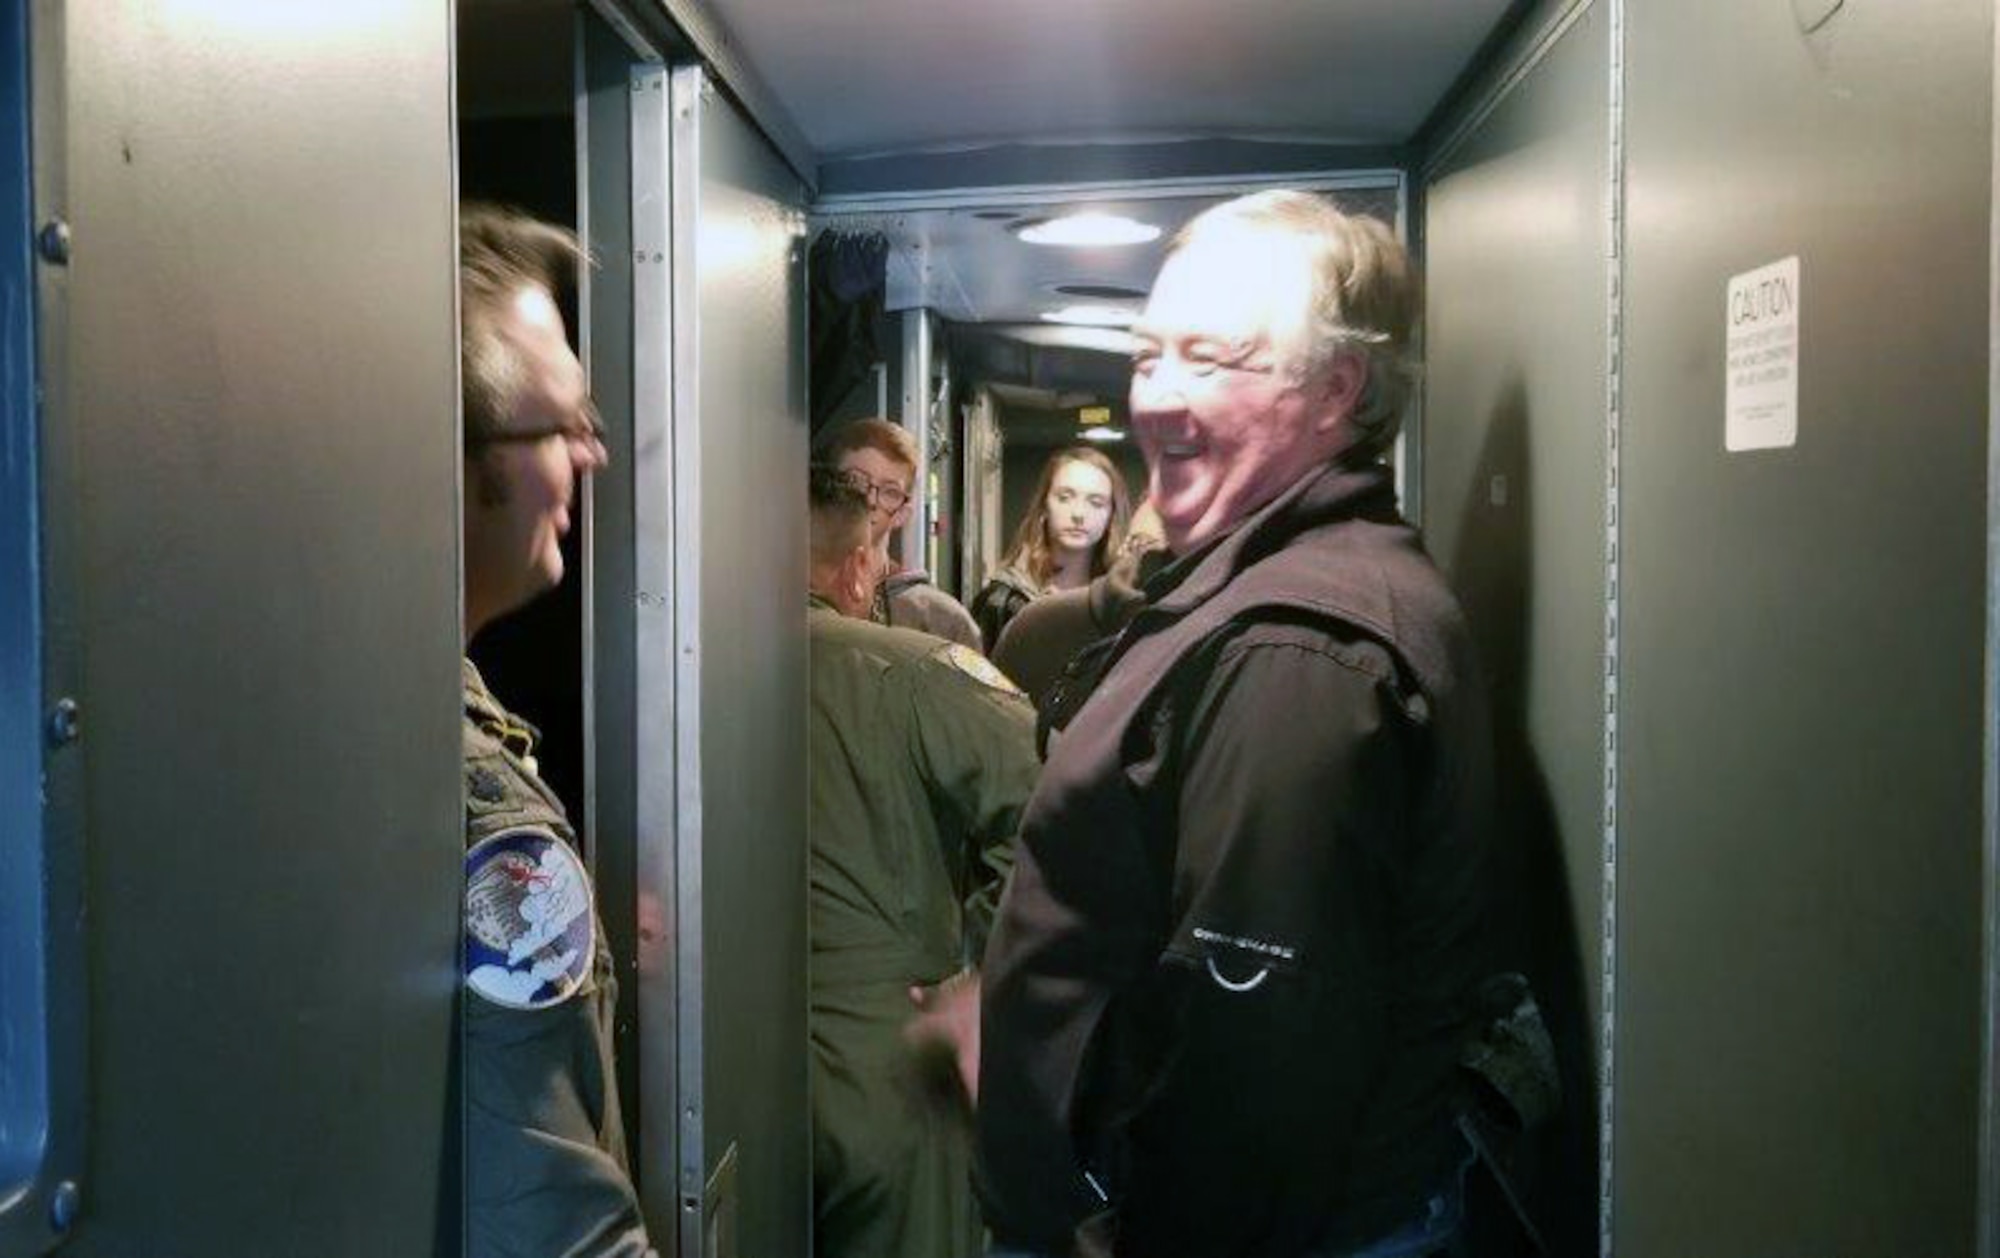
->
<box><xmin>831</xmin><ymin>466</ymin><xmax>911</xmax><ymax>512</ymax></box>
<box><xmin>472</xmin><ymin>397</ymin><xmax>607</xmax><ymax>449</ymax></box>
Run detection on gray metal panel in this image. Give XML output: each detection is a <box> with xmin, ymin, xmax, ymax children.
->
<box><xmin>815</xmin><ymin>140</ymin><xmax>1408</xmax><ymax>201</ymax></box>
<box><xmin>669</xmin><ymin>67</ymin><xmax>708</xmax><ymax>1253</ymax></box>
<box><xmin>50</xmin><ymin>2</ymin><xmax>461</xmax><ymax>1252</ymax></box>
<box><xmin>1988</xmin><ymin>7</ymin><xmax>2000</xmax><ymax>1246</ymax></box>
<box><xmin>582</xmin><ymin>11</ymin><xmax>667</xmax><ymax>1241</ymax></box>
<box><xmin>1619</xmin><ymin>1</ymin><xmax>1990</xmax><ymax>1252</ymax></box>
<box><xmin>671</xmin><ymin>64</ymin><xmax>811</xmax><ymax>1258</ymax></box>
<box><xmin>4</xmin><ymin>1</ymin><xmax>85</xmax><ymax>1252</ymax></box>
<box><xmin>630</xmin><ymin>57</ymin><xmax>683</xmax><ymax>1250</ymax></box>
<box><xmin>1418</xmin><ymin>9</ymin><xmax>1608</xmax><ymax>1253</ymax></box>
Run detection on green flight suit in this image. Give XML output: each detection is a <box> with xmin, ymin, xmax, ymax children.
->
<box><xmin>462</xmin><ymin>659</ymin><xmax>652</xmax><ymax>1258</ymax></box>
<box><xmin>807</xmin><ymin>598</ymin><xmax>1040</xmax><ymax>1258</ymax></box>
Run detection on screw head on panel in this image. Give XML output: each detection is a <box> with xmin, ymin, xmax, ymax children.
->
<box><xmin>37</xmin><ymin>219</ymin><xmax>71</xmax><ymax>265</ymax></box>
<box><xmin>47</xmin><ymin>697</ymin><xmax>79</xmax><ymax>746</ymax></box>
<box><xmin>49</xmin><ymin>1180</ymin><xmax>80</xmax><ymax>1233</ymax></box>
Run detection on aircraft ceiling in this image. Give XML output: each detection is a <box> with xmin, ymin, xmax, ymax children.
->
<box><xmin>703</xmin><ymin>0</ymin><xmax>1515</xmax><ymax>159</ymax></box>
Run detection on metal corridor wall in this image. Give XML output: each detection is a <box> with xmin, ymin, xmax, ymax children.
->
<box><xmin>1421</xmin><ymin>0</ymin><xmax>1996</xmax><ymax>1253</ymax></box>
<box><xmin>22</xmin><ymin>1</ymin><xmax>464</xmax><ymax>1252</ymax></box>
<box><xmin>656</xmin><ymin>63</ymin><xmax>812</xmax><ymax>1258</ymax></box>
<box><xmin>1419</xmin><ymin>6</ymin><xmax>1612</xmax><ymax>1252</ymax></box>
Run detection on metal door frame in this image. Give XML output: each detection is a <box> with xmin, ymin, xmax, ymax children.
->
<box><xmin>1983</xmin><ymin>5</ymin><xmax>2000</xmax><ymax>1254</ymax></box>
<box><xmin>665</xmin><ymin>61</ymin><xmax>708</xmax><ymax>1258</ymax></box>
<box><xmin>592</xmin><ymin>39</ymin><xmax>792</xmax><ymax>1257</ymax></box>
<box><xmin>578</xmin><ymin>2</ymin><xmax>684</xmax><ymax>1247</ymax></box>
<box><xmin>620</xmin><ymin>48</ymin><xmax>689</xmax><ymax>1256</ymax></box>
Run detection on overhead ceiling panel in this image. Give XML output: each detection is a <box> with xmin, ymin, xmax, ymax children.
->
<box><xmin>815</xmin><ymin>183</ymin><xmax>1399</xmax><ymax>328</ymax></box>
<box><xmin>700</xmin><ymin>0</ymin><xmax>1516</xmax><ymax>159</ymax></box>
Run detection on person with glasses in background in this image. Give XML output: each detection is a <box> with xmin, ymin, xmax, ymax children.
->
<box><xmin>816</xmin><ymin>418</ymin><xmax>984</xmax><ymax>652</ymax></box>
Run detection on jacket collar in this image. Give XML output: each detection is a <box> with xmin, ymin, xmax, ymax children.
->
<box><xmin>462</xmin><ymin>656</ymin><xmax>542</xmax><ymax>756</ymax></box>
<box><xmin>988</xmin><ymin>564</ymin><xmax>1044</xmax><ymax>601</ymax></box>
<box><xmin>1144</xmin><ymin>457</ymin><xmax>1400</xmax><ymax>615</ymax></box>
<box><xmin>462</xmin><ymin>657</ymin><xmax>501</xmax><ymax>720</ymax></box>
<box><xmin>1086</xmin><ymin>545</ymin><xmax>1170</xmax><ymax>631</ymax></box>
<box><xmin>881</xmin><ymin>568</ymin><xmax>931</xmax><ymax>595</ymax></box>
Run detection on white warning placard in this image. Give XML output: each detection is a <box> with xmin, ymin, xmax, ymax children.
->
<box><xmin>1725</xmin><ymin>256</ymin><xmax>1800</xmax><ymax>452</ymax></box>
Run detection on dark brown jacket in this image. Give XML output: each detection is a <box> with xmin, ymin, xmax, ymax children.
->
<box><xmin>977</xmin><ymin>460</ymin><xmax>1492</xmax><ymax>1258</ymax></box>
<box><xmin>991</xmin><ymin>546</ymin><xmax>1166</xmax><ymax>708</ymax></box>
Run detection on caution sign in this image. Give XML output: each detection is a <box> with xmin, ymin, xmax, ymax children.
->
<box><xmin>1725</xmin><ymin>256</ymin><xmax>1800</xmax><ymax>452</ymax></box>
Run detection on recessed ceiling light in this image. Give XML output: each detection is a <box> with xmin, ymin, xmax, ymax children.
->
<box><xmin>1016</xmin><ymin>212</ymin><xmax>1161</xmax><ymax>247</ymax></box>
<box><xmin>1079</xmin><ymin>426</ymin><xmax>1126</xmax><ymax>443</ymax></box>
<box><xmin>1041</xmin><ymin>304</ymin><xmax>1138</xmax><ymax>327</ymax></box>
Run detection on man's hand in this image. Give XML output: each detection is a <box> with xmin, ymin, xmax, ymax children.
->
<box><xmin>905</xmin><ymin>968</ymin><xmax>982</xmax><ymax>1104</ymax></box>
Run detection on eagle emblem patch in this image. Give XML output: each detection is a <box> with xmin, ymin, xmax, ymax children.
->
<box><xmin>464</xmin><ymin>825</ymin><xmax>595</xmax><ymax>1009</ymax></box>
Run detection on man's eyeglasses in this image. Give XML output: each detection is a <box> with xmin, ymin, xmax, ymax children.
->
<box><xmin>835</xmin><ymin>468</ymin><xmax>911</xmax><ymax>512</ymax></box>
<box><xmin>478</xmin><ymin>399</ymin><xmax>607</xmax><ymax>450</ymax></box>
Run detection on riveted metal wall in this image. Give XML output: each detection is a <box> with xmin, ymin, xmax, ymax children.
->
<box><xmin>630</xmin><ymin>47</ymin><xmax>684</xmax><ymax>1254</ymax></box>
<box><xmin>1617</xmin><ymin>1</ymin><xmax>1990</xmax><ymax>1253</ymax></box>
<box><xmin>668</xmin><ymin>65</ymin><xmax>811</xmax><ymax>1258</ymax></box>
<box><xmin>41</xmin><ymin>2</ymin><xmax>462</xmax><ymax>1252</ymax></box>
<box><xmin>3</xmin><ymin>1</ymin><xmax>87</xmax><ymax>1253</ymax></box>
<box><xmin>1422</xmin><ymin>0</ymin><xmax>1996</xmax><ymax>1251</ymax></box>
<box><xmin>1418</xmin><ymin>6</ymin><xmax>1608</xmax><ymax>1252</ymax></box>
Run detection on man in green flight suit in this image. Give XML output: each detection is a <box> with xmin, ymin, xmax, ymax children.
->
<box><xmin>459</xmin><ymin>203</ymin><xmax>653</xmax><ymax>1258</ymax></box>
<box><xmin>806</xmin><ymin>467</ymin><xmax>1040</xmax><ymax>1258</ymax></box>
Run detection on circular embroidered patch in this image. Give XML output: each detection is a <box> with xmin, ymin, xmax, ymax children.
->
<box><xmin>936</xmin><ymin>642</ymin><xmax>1026</xmax><ymax>697</ymax></box>
<box><xmin>464</xmin><ymin>824</ymin><xmax>595</xmax><ymax>1010</ymax></box>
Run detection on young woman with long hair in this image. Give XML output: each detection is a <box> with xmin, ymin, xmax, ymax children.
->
<box><xmin>970</xmin><ymin>446</ymin><xmax>1130</xmax><ymax>652</ymax></box>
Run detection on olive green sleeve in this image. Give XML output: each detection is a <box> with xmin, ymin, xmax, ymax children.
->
<box><xmin>905</xmin><ymin>648</ymin><xmax>1041</xmax><ymax>963</ymax></box>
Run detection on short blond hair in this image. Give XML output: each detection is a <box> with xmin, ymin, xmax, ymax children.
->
<box><xmin>1171</xmin><ymin>191</ymin><xmax>1419</xmax><ymax>457</ymax></box>
<box><xmin>460</xmin><ymin>203</ymin><xmax>584</xmax><ymax>447</ymax></box>
<box><xmin>814</xmin><ymin>417</ymin><xmax>918</xmax><ymax>485</ymax></box>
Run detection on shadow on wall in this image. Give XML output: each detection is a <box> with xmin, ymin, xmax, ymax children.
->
<box><xmin>1445</xmin><ymin>375</ymin><xmax>1598</xmax><ymax>1257</ymax></box>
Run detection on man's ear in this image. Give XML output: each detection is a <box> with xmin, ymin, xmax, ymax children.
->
<box><xmin>1308</xmin><ymin>349</ymin><xmax>1369</xmax><ymax>434</ymax></box>
<box><xmin>843</xmin><ymin>545</ymin><xmax>878</xmax><ymax>607</ymax></box>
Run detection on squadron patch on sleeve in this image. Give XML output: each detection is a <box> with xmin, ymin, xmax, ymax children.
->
<box><xmin>935</xmin><ymin>642</ymin><xmax>1026</xmax><ymax>697</ymax></box>
<box><xmin>464</xmin><ymin>824</ymin><xmax>596</xmax><ymax>1010</ymax></box>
